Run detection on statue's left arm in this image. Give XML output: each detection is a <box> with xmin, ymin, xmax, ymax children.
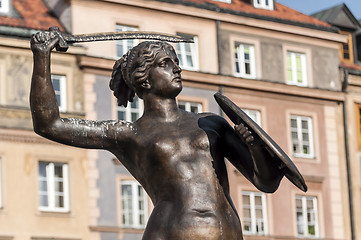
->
<box><xmin>221</xmin><ymin>121</ymin><xmax>284</xmax><ymax>193</ymax></box>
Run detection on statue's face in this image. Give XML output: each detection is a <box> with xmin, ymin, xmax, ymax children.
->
<box><xmin>148</xmin><ymin>49</ymin><xmax>182</xmax><ymax>98</ymax></box>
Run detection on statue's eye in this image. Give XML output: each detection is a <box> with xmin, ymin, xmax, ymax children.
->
<box><xmin>159</xmin><ymin>60</ymin><xmax>167</xmax><ymax>67</ymax></box>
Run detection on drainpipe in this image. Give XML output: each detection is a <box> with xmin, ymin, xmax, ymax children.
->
<box><xmin>342</xmin><ymin>68</ymin><xmax>355</xmax><ymax>240</ymax></box>
<box><xmin>216</xmin><ymin>20</ymin><xmax>224</xmax><ymax>117</ymax></box>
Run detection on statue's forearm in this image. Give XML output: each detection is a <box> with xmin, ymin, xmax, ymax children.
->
<box><xmin>248</xmin><ymin>145</ymin><xmax>283</xmax><ymax>193</ymax></box>
<box><xmin>30</xmin><ymin>51</ymin><xmax>60</xmax><ymax>135</ymax></box>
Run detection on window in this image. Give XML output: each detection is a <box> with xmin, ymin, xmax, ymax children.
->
<box><xmin>340</xmin><ymin>32</ymin><xmax>353</xmax><ymax>62</ymax></box>
<box><xmin>176</xmin><ymin>33</ymin><xmax>199</xmax><ymax>71</ymax></box>
<box><xmin>38</xmin><ymin>161</ymin><xmax>69</xmax><ymax>212</ymax></box>
<box><xmin>51</xmin><ymin>75</ymin><xmax>67</xmax><ymax>112</ymax></box>
<box><xmin>242</xmin><ymin>109</ymin><xmax>261</xmax><ymax>126</ymax></box>
<box><xmin>296</xmin><ymin>195</ymin><xmax>319</xmax><ymax>238</ymax></box>
<box><xmin>0</xmin><ymin>0</ymin><xmax>9</xmax><ymax>13</ymax></box>
<box><xmin>356</xmin><ymin>104</ymin><xmax>361</xmax><ymax>150</ymax></box>
<box><xmin>178</xmin><ymin>101</ymin><xmax>202</xmax><ymax>113</ymax></box>
<box><xmin>290</xmin><ymin>115</ymin><xmax>314</xmax><ymax>158</ymax></box>
<box><xmin>235</xmin><ymin>43</ymin><xmax>256</xmax><ymax>79</ymax></box>
<box><xmin>121</xmin><ymin>180</ymin><xmax>148</xmax><ymax>228</ymax></box>
<box><xmin>286</xmin><ymin>51</ymin><xmax>307</xmax><ymax>86</ymax></box>
<box><xmin>253</xmin><ymin>0</ymin><xmax>274</xmax><ymax>10</ymax></box>
<box><xmin>116</xmin><ymin>25</ymin><xmax>139</xmax><ymax>58</ymax></box>
<box><xmin>242</xmin><ymin>191</ymin><xmax>268</xmax><ymax>235</ymax></box>
<box><xmin>117</xmin><ymin>96</ymin><xmax>143</xmax><ymax>122</ymax></box>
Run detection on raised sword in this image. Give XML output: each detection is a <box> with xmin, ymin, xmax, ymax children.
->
<box><xmin>47</xmin><ymin>26</ymin><xmax>194</xmax><ymax>52</ymax></box>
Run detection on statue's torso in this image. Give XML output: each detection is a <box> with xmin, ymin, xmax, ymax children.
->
<box><xmin>112</xmin><ymin>112</ymin><xmax>243</xmax><ymax>239</ymax></box>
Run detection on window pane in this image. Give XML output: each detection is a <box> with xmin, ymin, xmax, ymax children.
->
<box><xmin>121</xmin><ymin>181</ymin><xmax>148</xmax><ymax>228</ymax></box>
<box><xmin>287</xmin><ymin>52</ymin><xmax>307</xmax><ymax>86</ymax></box>
<box><xmin>39</xmin><ymin>194</ymin><xmax>48</xmax><ymax>207</ymax></box>
<box><xmin>131</xmin><ymin>113</ymin><xmax>138</xmax><ymax>122</ymax></box>
<box><xmin>116</xmin><ymin>25</ymin><xmax>138</xmax><ymax>57</ymax></box>
<box><xmin>55</xmin><ymin>181</ymin><xmax>64</xmax><ymax>192</ymax></box>
<box><xmin>296</xmin><ymin>196</ymin><xmax>318</xmax><ymax>237</ymax></box>
<box><xmin>245</xmin><ymin>62</ymin><xmax>250</xmax><ymax>74</ymax></box>
<box><xmin>302</xmin><ymin>120</ymin><xmax>308</xmax><ymax>129</ymax></box>
<box><xmin>52</xmin><ymin>79</ymin><xmax>60</xmax><ymax>91</ymax></box>
<box><xmin>190</xmin><ymin>105</ymin><xmax>199</xmax><ymax>114</ymax></box>
<box><xmin>234</xmin><ymin>43</ymin><xmax>255</xmax><ymax>77</ymax></box>
<box><xmin>55</xmin><ymin>195</ymin><xmax>64</xmax><ymax>208</ymax></box>
<box><xmin>38</xmin><ymin>162</ymin><xmax>68</xmax><ymax>211</ymax></box>
<box><xmin>242</xmin><ymin>192</ymin><xmax>267</xmax><ymax>235</ymax></box>
<box><xmin>131</xmin><ymin>99</ymin><xmax>138</xmax><ymax>108</ymax></box>
<box><xmin>54</xmin><ymin>165</ymin><xmax>63</xmax><ymax>178</ymax></box>
<box><xmin>118</xmin><ymin>110</ymin><xmax>125</xmax><ymax>121</ymax></box>
<box><xmin>176</xmin><ymin>34</ymin><xmax>197</xmax><ymax>70</ymax></box>
<box><xmin>39</xmin><ymin>163</ymin><xmax>47</xmax><ymax>178</ymax></box>
<box><xmin>117</xmin><ymin>97</ymin><xmax>143</xmax><ymax>122</ymax></box>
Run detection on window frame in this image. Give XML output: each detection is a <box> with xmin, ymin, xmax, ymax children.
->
<box><xmin>296</xmin><ymin>195</ymin><xmax>319</xmax><ymax>238</ymax></box>
<box><xmin>234</xmin><ymin>42</ymin><xmax>256</xmax><ymax>79</ymax></box>
<box><xmin>176</xmin><ymin>33</ymin><xmax>199</xmax><ymax>71</ymax></box>
<box><xmin>286</xmin><ymin>51</ymin><xmax>308</xmax><ymax>86</ymax></box>
<box><xmin>242</xmin><ymin>191</ymin><xmax>268</xmax><ymax>235</ymax></box>
<box><xmin>290</xmin><ymin>115</ymin><xmax>315</xmax><ymax>159</ymax></box>
<box><xmin>253</xmin><ymin>0</ymin><xmax>274</xmax><ymax>10</ymax></box>
<box><xmin>0</xmin><ymin>0</ymin><xmax>10</xmax><ymax>14</ymax></box>
<box><xmin>51</xmin><ymin>74</ymin><xmax>67</xmax><ymax>113</ymax></box>
<box><xmin>38</xmin><ymin>161</ymin><xmax>70</xmax><ymax>213</ymax></box>
<box><xmin>117</xmin><ymin>96</ymin><xmax>143</xmax><ymax>122</ymax></box>
<box><xmin>178</xmin><ymin>100</ymin><xmax>203</xmax><ymax>113</ymax></box>
<box><xmin>120</xmin><ymin>180</ymin><xmax>148</xmax><ymax>229</ymax></box>
<box><xmin>339</xmin><ymin>31</ymin><xmax>354</xmax><ymax>63</ymax></box>
<box><xmin>116</xmin><ymin>24</ymin><xmax>139</xmax><ymax>58</ymax></box>
<box><xmin>242</xmin><ymin>109</ymin><xmax>261</xmax><ymax>126</ymax></box>
<box><xmin>356</xmin><ymin>104</ymin><xmax>361</xmax><ymax>150</ymax></box>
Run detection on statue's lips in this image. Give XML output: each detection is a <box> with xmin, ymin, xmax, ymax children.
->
<box><xmin>173</xmin><ymin>77</ymin><xmax>181</xmax><ymax>83</ymax></box>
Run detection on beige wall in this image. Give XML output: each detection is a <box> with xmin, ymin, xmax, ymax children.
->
<box><xmin>0</xmin><ymin>35</ymin><xmax>92</xmax><ymax>240</ymax></box>
<box><xmin>0</xmin><ymin>130</ymin><xmax>90</xmax><ymax>240</ymax></box>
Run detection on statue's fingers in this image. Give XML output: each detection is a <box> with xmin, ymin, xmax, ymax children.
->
<box><xmin>246</xmin><ymin>135</ymin><xmax>254</xmax><ymax>143</ymax></box>
<box><xmin>47</xmin><ymin>36</ymin><xmax>60</xmax><ymax>50</ymax></box>
<box><xmin>236</xmin><ymin>123</ymin><xmax>247</xmax><ymax>134</ymax></box>
<box><xmin>243</xmin><ymin>130</ymin><xmax>251</xmax><ymax>138</ymax></box>
<box><xmin>33</xmin><ymin>32</ymin><xmax>42</xmax><ymax>43</ymax></box>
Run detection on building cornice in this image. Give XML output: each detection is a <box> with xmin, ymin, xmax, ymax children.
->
<box><xmin>79</xmin><ymin>55</ymin><xmax>345</xmax><ymax>103</ymax></box>
<box><xmin>89</xmin><ymin>225</ymin><xmax>144</xmax><ymax>234</ymax></box>
<box><xmin>95</xmin><ymin>0</ymin><xmax>347</xmax><ymax>44</ymax></box>
<box><xmin>0</xmin><ymin>128</ymin><xmax>56</xmax><ymax>145</ymax></box>
<box><xmin>0</xmin><ymin>34</ymin><xmax>86</xmax><ymax>55</ymax></box>
<box><xmin>182</xmin><ymin>71</ymin><xmax>345</xmax><ymax>102</ymax></box>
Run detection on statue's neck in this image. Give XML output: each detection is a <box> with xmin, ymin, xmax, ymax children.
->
<box><xmin>142</xmin><ymin>94</ymin><xmax>180</xmax><ymax>121</ymax></box>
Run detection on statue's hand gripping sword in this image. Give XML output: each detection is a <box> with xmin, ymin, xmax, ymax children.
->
<box><xmin>47</xmin><ymin>26</ymin><xmax>194</xmax><ymax>52</ymax></box>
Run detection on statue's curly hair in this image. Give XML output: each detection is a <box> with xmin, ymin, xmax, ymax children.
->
<box><xmin>109</xmin><ymin>41</ymin><xmax>176</xmax><ymax>107</ymax></box>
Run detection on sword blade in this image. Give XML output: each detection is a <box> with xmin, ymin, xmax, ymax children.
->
<box><xmin>62</xmin><ymin>31</ymin><xmax>194</xmax><ymax>43</ymax></box>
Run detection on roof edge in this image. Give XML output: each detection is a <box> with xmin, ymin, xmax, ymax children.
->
<box><xmin>155</xmin><ymin>0</ymin><xmax>338</xmax><ymax>33</ymax></box>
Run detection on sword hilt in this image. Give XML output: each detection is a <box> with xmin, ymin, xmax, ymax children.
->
<box><xmin>48</xmin><ymin>26</ymin><xmax>69</xmax><ymax>52</ymax></box>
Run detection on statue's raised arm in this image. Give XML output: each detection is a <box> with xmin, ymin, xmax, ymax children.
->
<box><xmin>30</xmin><ymin>31</ymin><xmax>132</xmax><ymax>150</ymax></box>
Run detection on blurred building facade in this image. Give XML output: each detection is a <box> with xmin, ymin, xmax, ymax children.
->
<box><xmin>313</xmin><ymin>3</ymin><xmax>361</xmax><ymax>240</ymax></box>
<box><xmin>64</xmin><ymin>0</ymin><xmax>348</xmax><ymax>239</ymax></box>
<box><xmin>0</xmin><ymin>0</ymin><xmax>91</xmax><ymax>239</ymax></box>
<box><xmin>0</xmin><ymin>0</ymin><xmax>358</xmax><ymax>240</ymax></box>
